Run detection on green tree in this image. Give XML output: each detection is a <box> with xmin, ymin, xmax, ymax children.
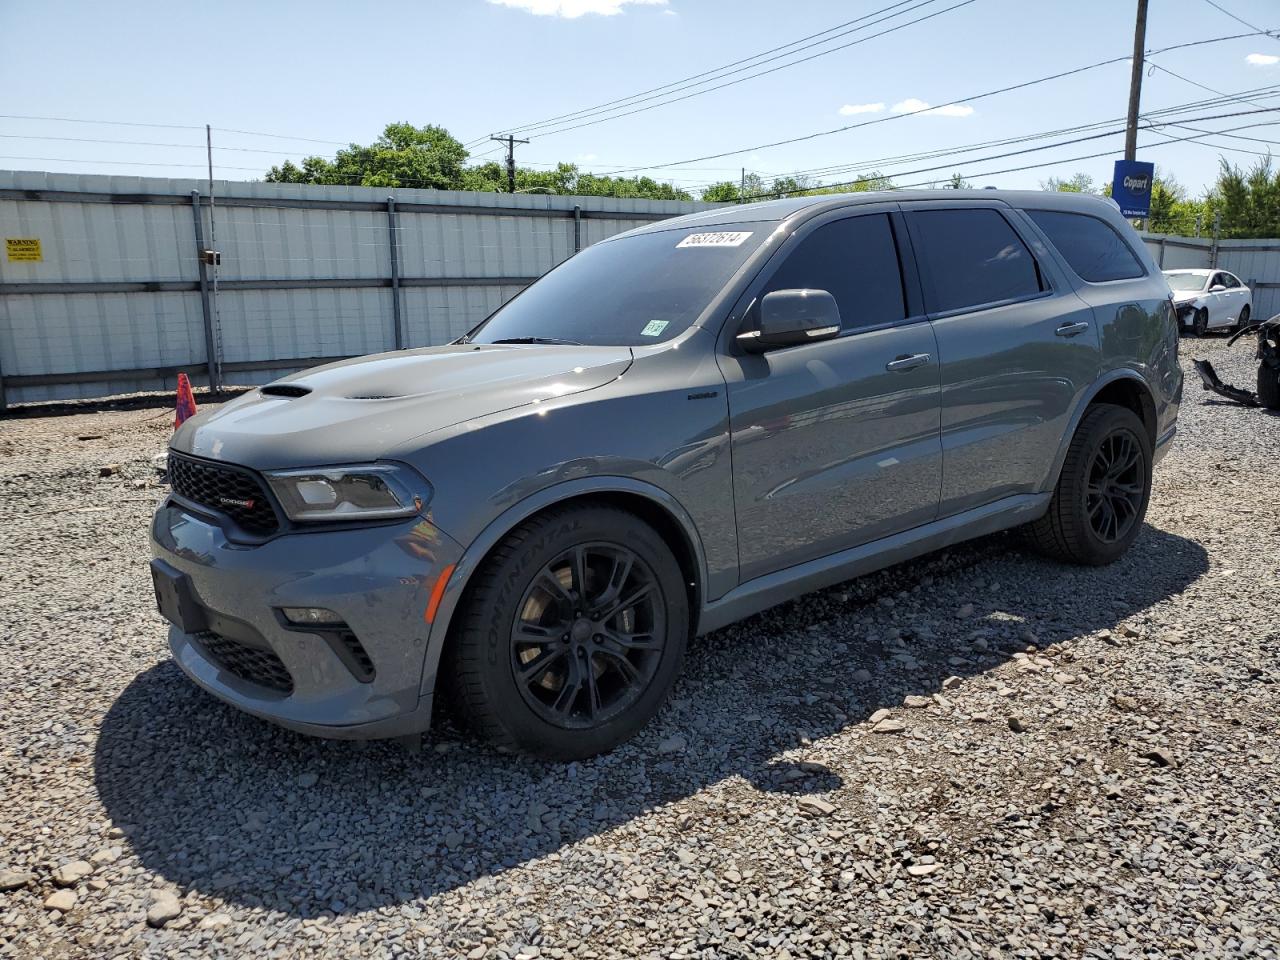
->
<box><xmin>1204</xmin><ymin>156</ymin><xmax>1280</xmax><ymax>238</ymax></box>
<box><xmin>265</xmin><ymin>123</ymin><xmax>691</xmax><ymax>199</ymax></box>
<box><xmin>266</xmin><ymin>123</ymin><xmax>468</xmax><ymax>190</ymax></box>
<box><xmin>1041</xmin><ymin>172</ymin><xmax>1097</xmax><ymax>193</ymax></box>
<box><xmin>946</xmin><ymin>173</ymin><xmax>972</xmax><ymax>189</ymax></box>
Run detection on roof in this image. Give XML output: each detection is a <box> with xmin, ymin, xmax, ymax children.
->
<box><xmin>620</xmin><ymin>188</ymin><xmax>1126</xmax><ymax>236</ymax></box>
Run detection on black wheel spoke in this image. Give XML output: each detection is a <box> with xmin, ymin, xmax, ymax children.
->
<box><xmin>601</xmin><ymin>626</ymin><xmax>662</xmax><ymax>651</ymax></box>
<box><xmin>517</xmin><ymin>646</ymin><xmax>568</xmax><ymax>684</ymax></box>
<box><xmin>596</xmin><ymin>646</ymin><xmax>641</xmax><ymax>684</ymax></box>
<box><xmin>551</xmin><ymin>656</ymin><xmax>585</xmax><ymax>716</ymax></box>
<box><xmin>599</xmin><ymin>583</ymin><xmax>654</xmax><ymax>623</ymax></box>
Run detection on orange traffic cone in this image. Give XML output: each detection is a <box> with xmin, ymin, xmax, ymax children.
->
<box><xmin>174</xmin><ymin>372</ymin><xmax>198</xmax><ymax>429</ymax></box>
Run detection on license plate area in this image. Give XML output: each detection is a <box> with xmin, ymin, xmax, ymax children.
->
<box><xmin>151</xmin><ymin>560</ymin><xmax>209</xmax><ymax>633</ymax></box>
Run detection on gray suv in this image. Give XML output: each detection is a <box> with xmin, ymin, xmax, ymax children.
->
<box><xmin>151</xmin><ymin>190</ymin><xmax>1181</xmax><ymax>759</ymax></box>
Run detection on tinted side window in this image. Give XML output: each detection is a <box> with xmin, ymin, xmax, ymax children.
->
<box><xmin>908</xmin><ymin>208</ymin><xmax>1042</xmax><ymax>314</ymax></box>
<box><xmin>762</xmin><ymin>214</ymin><xmax>905</xmax><ymax>332</ymax></box>
<box><xmin>1223</xmin><ymin>273</ymin><xmax>1242</xmax><ymax>288</ymax></box>
<box><xmin>1026</xmin><ymin>210</ymin><xmax>1144</xmax><ymax>283</ymax></box>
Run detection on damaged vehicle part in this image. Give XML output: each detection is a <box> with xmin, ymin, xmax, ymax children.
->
<box><xmin>1191</xmin><ymin>313</ymin><xmax>1280</xmax><ymax>409</ymax></box>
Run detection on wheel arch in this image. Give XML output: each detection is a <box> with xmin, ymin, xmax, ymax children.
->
<box><xmin>1042</xmin><ymin>370</ymin><xmax>1157</xmax><ymax>492</ymax></box>
<box><xmin>417</xmin><ymin>477</ymin><xmax>707</xmax><ymax>699</ymax></box>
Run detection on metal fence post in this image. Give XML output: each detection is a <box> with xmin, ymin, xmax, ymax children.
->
<box><xmin>0</xmin><ymin>345</ymin><xmax>7</xmax><ymax>413</ymax></box>
<box><xmin>387</xmin><ymin>197</ymin><xmax>404</xmax><ymax>349</ymax></box>
<box><xmin>574</xmin><ymin>204</ymin><xmax>582</xmax><ymax>253</ymax></box>
<box><xmin>1157</xmin><ymin>236</ymin><xmax>1167</xmax><ymax>268</ymax></box>
<box><xmin>1210</xmin><ymin>211</ymin><xmax>1222</xmax><ymax>269</ymax></box>
<box><xmin>191</xmin><ymin>190</ymin><xmax>222</xmax><ymax>392</ymax></box>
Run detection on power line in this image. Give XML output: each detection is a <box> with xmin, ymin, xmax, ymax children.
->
<box><xmin>0</xmin><ymin>113</ymin><xmax>204</xmax><ymax>130</ymax></box>
<box><xmin>1200</xmin><ymin>0</ymin><xmax>1277</xmax><ymax>40</ymax></box>
<box><xmin>515</xmin><ymin>0</ymin><xmax>981</xmax><ymax>143</ymax></box>
<box><xmin>775</xmin><ymin>83</ymin><xmax>1280</xmax><ymax>183</ymax></box>
<box><xmin>753</xmin><ymin>109</ymin><xmax>1280</xmax><ymax>198</ymax></box>
<box><xmin>594</xmin><ymin>30</ymin><xmax>1272</xmax><ymax>178</ymax></box>
<box><xmin>466</xmin><ymin>0</ymin><xmax>971</xmax><ymax>146</ymax></box>
<box><xmin>465</xmin><ymin>0</ymin><xmax>932</xmax><ymax>146</ymax></box>
<box><xmin>0</xmin><ymin>132</ymin><xmax>322</xmax><ymax>155</ymax></box>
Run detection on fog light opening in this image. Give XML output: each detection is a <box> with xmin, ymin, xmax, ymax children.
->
<box><xmin>281</xmin><ymin>606</ymin><xmax>346</xmax><ymax>627</ymax></box>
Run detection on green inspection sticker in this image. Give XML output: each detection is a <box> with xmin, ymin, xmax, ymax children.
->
<box><xmin>640</xmin><ymin>319</ymin><xmax>669</xmax><ymax>337</ymax></box>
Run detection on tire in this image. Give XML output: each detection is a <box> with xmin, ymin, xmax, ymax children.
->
<box><xmin>1236</xmin><ymin>304</ymin><xmax>1251</xmax><ymax>332</ymax></box>
<box><xmin>1025</xmin><ymin>404</ymin><xmax>1153</xmax><ymax>566</ymax></box>
<box><xmin>1259</xmin><ymin>364</ymin><xmax>1280</xmax><ymax>411</ymax></box>
<box><xmin>1193</xmin><ymin>308</ymin><xmax>1209</xmax><ymax>337</ymax></box>
<box><xmin>444</xmin><ymin>504</ymin><xmax>689</xmax><ymax>760</ymax></box>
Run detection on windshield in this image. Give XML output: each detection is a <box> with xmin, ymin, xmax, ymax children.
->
<box><xmin>469</xmin><ymin>223</ymin><xmax>770</xmax><ymax>346</ymax></box>
<box><xmin>1165</xmin><ymin>273</ymin><xmax>1207</xmax><ymax>292</ymax></box>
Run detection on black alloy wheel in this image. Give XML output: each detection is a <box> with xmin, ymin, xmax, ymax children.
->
<box><xmin>445</xmin><ymin>504</ymin><xmax>688</xmax><ymax>759</ymax></box>
<box><xmin>1084</xmin><ymin>430</ymin><xmax>1145</xmax><ymax>544</ymax></box>
<box><xmin>510</xmin><ymin>543</ymin><xmax>665</xmax><ymax>729</ymax></box>
<box><xmin>1024</xmin><ymin>404</ymin><xmax>1152</xmax><ymax>566</ymax></box>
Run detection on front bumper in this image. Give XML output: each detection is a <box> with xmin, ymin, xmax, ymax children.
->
<box><xmin>151</xmin><ymin>501</ymin><xmax>463</xmax><ymax>739</ymax></box>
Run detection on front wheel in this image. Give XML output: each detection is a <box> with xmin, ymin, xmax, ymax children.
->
<box><xmin>444</xmin><ymin>504</ymin><xmax>688</xmax><ymax>760</ymax></box>
<box><xmin>1193</xmin><ymin>308</ymin><xmax>1209</xmax><ymax>337</ymax></box>
<box><xmin>1025</xmin><ymin>404</ymin><xmax>1153</xmax><ymax>566</ymax></box>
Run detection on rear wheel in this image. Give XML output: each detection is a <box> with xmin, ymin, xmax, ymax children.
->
<box><xmin>1193</xmin><ymin>308</ymin><xmax>1209</xmax><ymax>337</ymax></box>
<box><xmin>445</xmin><ymin>504</ymin><xmax>688</xmax><ymax>760</ymax></box>
<box><xmin>1236</xmin><ymin>304</ymin><xmax>1251</xmax><ymax>332</ymax></box>
<box><xmin>1025</xmin><ymin>404</ymin><xmax>1152</xmax><ymax>566</ymax></box>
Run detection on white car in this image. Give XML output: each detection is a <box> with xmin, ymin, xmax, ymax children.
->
<box><xmin>1163</xmin><ymin>268</ymin><xmax>1252</xmax><ymax>336</ymax></box>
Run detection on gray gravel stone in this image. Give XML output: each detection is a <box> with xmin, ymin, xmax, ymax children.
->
<box><xmin>1</xmin><ymin>339</ymin><xmax>1277</xmax><ymax>957</ymax></box>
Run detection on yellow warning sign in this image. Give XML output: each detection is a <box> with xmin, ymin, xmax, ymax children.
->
<box><xmin>6</xmin><ymin>238</ymin><xmax>42</xmax><ymax>262</ymax></box>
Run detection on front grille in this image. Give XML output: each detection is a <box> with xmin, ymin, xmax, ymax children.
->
<box><xmin>194</xmin><ymin>631</ymin><xmax>293</xmax><ymax>694</ymax></box>
<box><xmin>169</xmin><ymin>453</ymin><xmax>280</xmax><ymax>536</ymax></box>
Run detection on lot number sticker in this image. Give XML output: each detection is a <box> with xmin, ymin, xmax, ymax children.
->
<box><xmin>6</xmin><ymin>238</ymin><xmax>42</xmax><ymax>262</ymax></box>
<box><xmin>676</xmin><ymin>231</ymin><xmax>753</xmax><ymax>248</ymax></box>
<box><xmin>640</xmin><ymin>319</ymin><xmax>670</xmax><ymax>337</ymax></box>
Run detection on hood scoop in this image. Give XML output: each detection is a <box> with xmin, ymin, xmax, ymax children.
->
<box><xmin>260</xmin><ymin>384</ymin><xmax>311</xmax><ymax>398</ymax></box>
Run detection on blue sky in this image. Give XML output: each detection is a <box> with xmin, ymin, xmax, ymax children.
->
<box><xmin>2</xmin><ymin>0</ymin><xmax>1279</xmax><ymax>197</ymax></box>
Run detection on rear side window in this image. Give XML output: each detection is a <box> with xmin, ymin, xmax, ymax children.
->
<box><xmin>762</xmin><ymin>213</ymin><xmax>906</xmax><ymax>332</ymax></box>
<box><xmin>907</xmin><ymin>208</ymin><xmax>1043</xmax><ymax>314</ymax></box>
<box><xmin>1027</xmin><ymin>209</ymin><xmax>1144</xmax><ymax>283</ymax></box>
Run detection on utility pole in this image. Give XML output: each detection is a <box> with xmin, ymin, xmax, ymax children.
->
<box><xmin>1124</xmin><ymin>0</ymin><xmax>1149</xmax><ymax>162</ymax></box>
<box><xmin>491</xmin><ymin>134</ymin><xmax>529</xmax><ymax>193</ymax></box>
<box><xmin>740</xmin><ymin>167</ymin><xmax>746</xmax><ymax>204</ymax></box>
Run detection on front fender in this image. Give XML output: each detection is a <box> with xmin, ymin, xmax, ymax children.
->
<box><xmin>415</xmin><ymin>475</ymin><xmax>708</xmax><ymax>700</ymax></box>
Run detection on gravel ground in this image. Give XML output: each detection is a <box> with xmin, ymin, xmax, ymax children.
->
<box><xmin>2</xmin><ymin>335</ymin><xmax>1277</xmax><ymax>959</ymax></box>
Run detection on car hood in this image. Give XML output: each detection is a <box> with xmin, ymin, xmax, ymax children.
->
<box><xmin>172</xmin><ymin>343</ymin><xmax>633</xmax><ymax>468</ymax></box>
<box><xmin>1170</xmin><ymin>290</ymin><xmax>1203</xmax><ymax>304</ymax></box>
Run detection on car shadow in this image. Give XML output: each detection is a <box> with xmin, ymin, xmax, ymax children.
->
<box><xmin>93</xmin><ymin>523</ymin><xmax>1208</xmax><ymax>917</ymax></box>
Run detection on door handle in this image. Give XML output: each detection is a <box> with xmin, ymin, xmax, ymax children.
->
<box><xmin>1055</xmin><ymin>321</ymin><xmax>1090</xmax><ymax>338</ymax></box>
<box><xmin>885</xmin><ymin>353</ymin><xmax>931</xmax><ymax>372</ymax></box>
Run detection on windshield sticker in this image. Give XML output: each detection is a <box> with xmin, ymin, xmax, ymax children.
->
<box><xmin>676</xmin><ymin>231</ymin><xmax>753</xmax><ymax>249</ymax></box>
<box><xmin>640</xmin><ymin>319</ymin><xmax>670</xmax><ymax>337</ymax></box>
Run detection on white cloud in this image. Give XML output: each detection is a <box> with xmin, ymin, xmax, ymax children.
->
<box><xmin>1246</xmin><ymin>52</ymin><xmax>1279</xmax><ymax>66</ymax></box>
<box><xmin>838</xmin><ymin>102</ymin><xmax>885</xmax><ymax>116</ymax></box>
<box><xmin>891</xmin><ymin>97</ymin><xmax>974</xmax><ymax>118</ymax></box>
<box><xmin>577</xmin><ymin>153</ymin><xmax>598</xmax><ymax>162</ymax></box>
<box><xmin>488</xmin><ymin>0</ymin><xmax>667</xmax><ymax>17</ymax></box>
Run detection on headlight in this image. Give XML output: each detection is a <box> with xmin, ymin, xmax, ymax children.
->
<box><xmin>265</xmin><ymin>464</ymin><xmax>429</xmax><ymax>522</ymax></box>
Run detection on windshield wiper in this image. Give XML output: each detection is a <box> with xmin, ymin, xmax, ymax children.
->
<box><xmin>490</xmin><ymin>337</ymin><xmax>584</xmax><ymax>346</ymax></box>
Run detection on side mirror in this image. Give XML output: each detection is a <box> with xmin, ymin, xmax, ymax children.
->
<box><xmin>737</xmin><ymin>289</ymin><xmax>841</xmax><ymax>353</ymax></box>
<box><xmin>1209</xmin><ymin>284</ymin><xmax>1226</xmax><ymax>293</ymax></box>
